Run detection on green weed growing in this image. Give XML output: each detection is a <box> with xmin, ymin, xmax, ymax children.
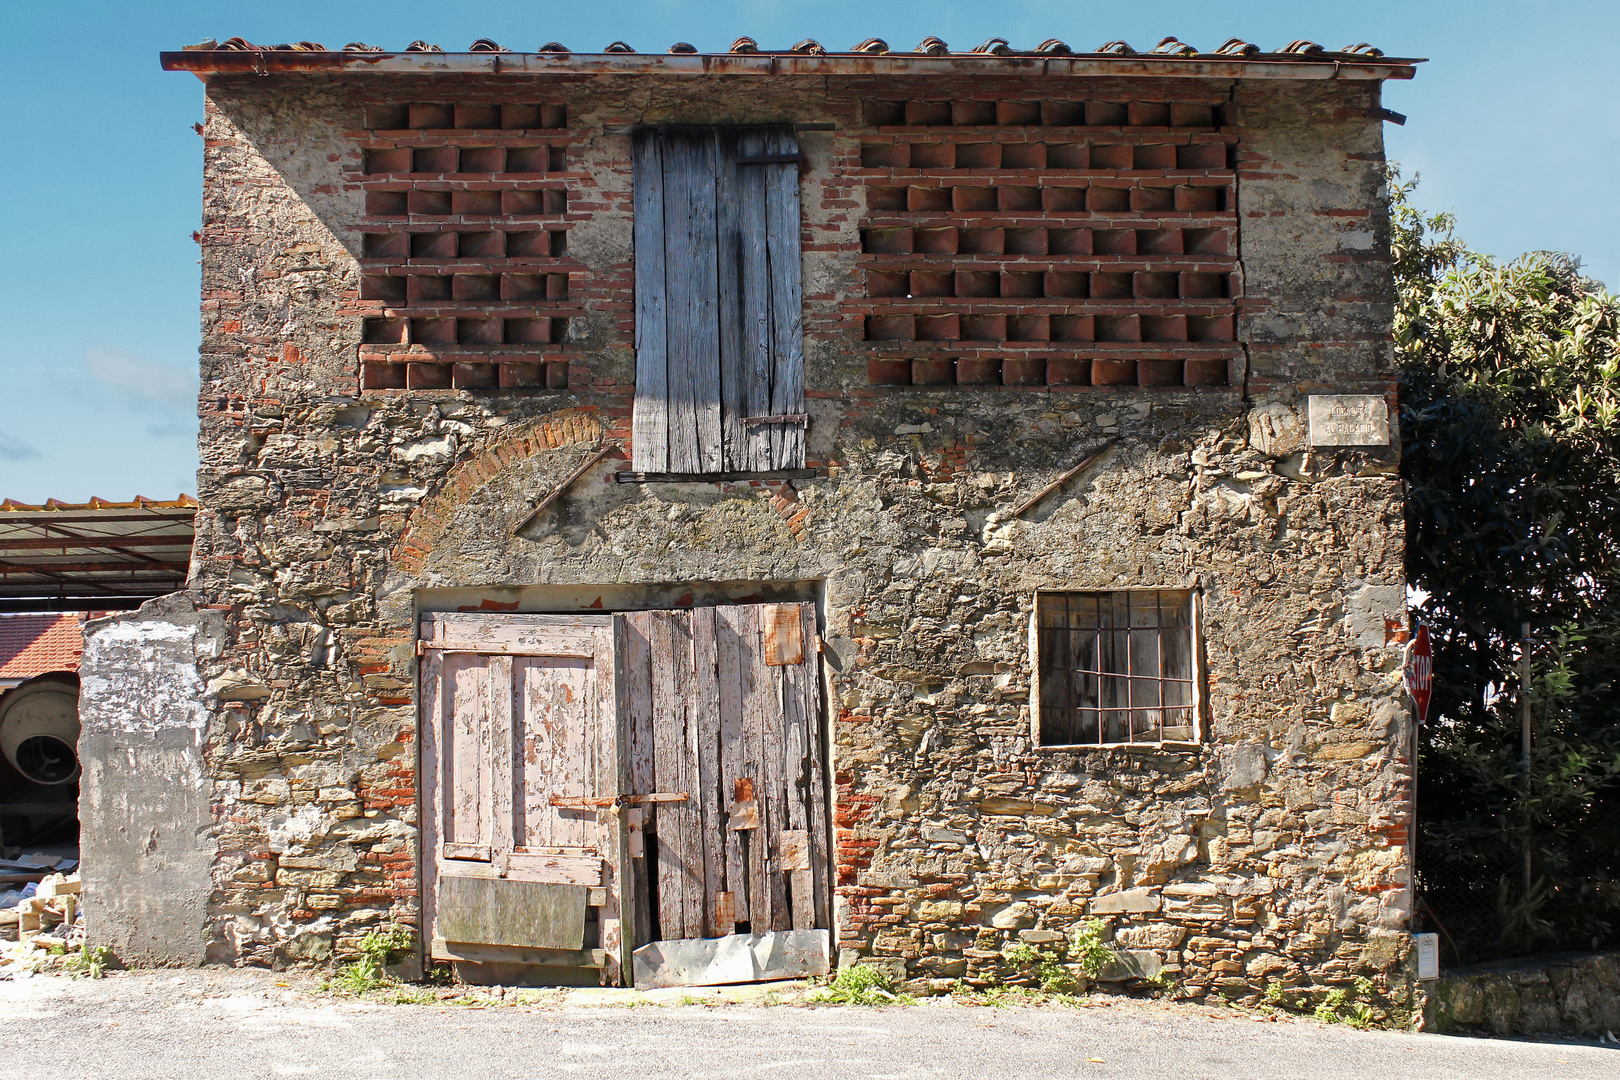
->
<box><xmin>329</xmin><ymin>924</ymin><xmax>416</xmax><ymax>995</ymax></box>
<box><xmin>814</xmin><ymin>963</ymin><xmax>915</xmax><ymax>1005</ymax></box>
<box><xmin>63</xmin><ymin>944</ymin><xmax>112</xmax><ymax>979</ymax></box>
<box><xmin>1071</xmin><ymin>919</ymin><xmax>1116</xmax><ymax>979</ymax></box>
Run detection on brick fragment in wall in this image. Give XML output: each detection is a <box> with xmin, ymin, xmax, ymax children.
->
<box><xmin>176</xmin><ymin>72</ymin><xmax>1407</xmax><ymax>1004</ymax></box>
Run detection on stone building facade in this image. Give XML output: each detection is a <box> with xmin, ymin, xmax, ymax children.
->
<box><xmin>84</xmin><ymin>37</ymin><xmax>1416</xmax><ymax>1003</ymax></box>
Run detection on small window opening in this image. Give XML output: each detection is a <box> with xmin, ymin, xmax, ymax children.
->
<box><xmin>1035</xmin><ymin>590</ymin><xmax>1199</xmax><ymax>746</ymax></box>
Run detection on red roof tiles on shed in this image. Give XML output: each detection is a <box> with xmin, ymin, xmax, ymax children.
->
<box><xmin>0</xmin><ymin>613</ymin><xmax>83</xmax><ymax>681</ymax></box>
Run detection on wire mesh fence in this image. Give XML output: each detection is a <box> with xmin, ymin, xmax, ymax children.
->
<box><xmin>1415</xmin><ymin>836</ymin><xmax>1620</xmax><ymax>968</ymax></box>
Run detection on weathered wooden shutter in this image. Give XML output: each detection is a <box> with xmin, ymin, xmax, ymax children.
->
<box><xmin>632</xmin><ymin>127</ymin><xmax>805</xmax><ymax>473</ymax></box>
<box><xmin>420</xmin><ymin>614</ymin><xmax>630</xmax><ymax>984</ymax></box>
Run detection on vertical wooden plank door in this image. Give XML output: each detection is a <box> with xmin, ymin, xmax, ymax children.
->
<box><xmin>419</xmin><ymin>613</ymin><xmax>630</xmax><ymax>985</ymax></box>
<box><xmin>420</xmin><ymin>604</ymin><xmax>830</xmax><ymax>987</ymax></box>
<box><xmin>621</xmin><ymin>603</ymin><xmax>832</xmax><ymax>951</ymax></box>
<box><xmin>631</xmin><ymin>126</ymin><xmax>806</xmax><ymax>473</ymax></box>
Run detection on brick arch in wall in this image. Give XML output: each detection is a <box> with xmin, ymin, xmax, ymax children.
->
<box><xmin>390</xmin><ymin>407</ymin><xmax>606</xmax><ymax>575</ymax></box>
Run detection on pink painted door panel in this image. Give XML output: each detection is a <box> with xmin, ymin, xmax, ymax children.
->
<box><xmin>420</xmin><ymin>613</ymin><xmax>629</xmax><ymax>984</ymax></box>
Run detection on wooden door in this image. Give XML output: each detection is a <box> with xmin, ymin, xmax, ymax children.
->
<box><xmin>631</xmin><ymin>126</ymin><xmax>806</xmax><ymax>473</ymax></box>
<box><xmin>419</xmin><ymin>614</ymin><xmax>631</xmax><ymax>984</ymax></box>
<box><xmin>620</xmin><ymin>603</ymin><xmax>831</xmax><ymax>947</ymax></box>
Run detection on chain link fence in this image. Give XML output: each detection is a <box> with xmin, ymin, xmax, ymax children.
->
<box><xmin>1415</xmin><ymin>837</ymin><xmax>1620</xmax><ymax>967</ymax></box>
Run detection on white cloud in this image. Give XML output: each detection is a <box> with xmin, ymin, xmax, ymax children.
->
<box><xmin>0</xmin><ymin>431</ymin><xmax>41</xmax><ymax>462</ymax></box>
<box><xmin>84</xmin><ymin>346</ymin><xmax>196</xmax><ymax>409</ymax></box>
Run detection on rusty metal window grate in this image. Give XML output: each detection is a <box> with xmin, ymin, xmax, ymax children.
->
<box><xmin>1035</xmin><ymin>590</ymin><xmax>1199</xmax><ymax>746</ymax></box>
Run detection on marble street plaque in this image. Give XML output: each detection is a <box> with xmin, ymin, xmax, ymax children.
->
<box><xmin>1307</xmin><ymin>395</ymin><xmax>1389</xmax><ymax>446</ymax></box>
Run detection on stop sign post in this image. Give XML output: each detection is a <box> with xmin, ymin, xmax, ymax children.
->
<box><xmin>1405</xmin><ymin>623</ymin><xmax>1433</xmax><ymax>724</ymax></box>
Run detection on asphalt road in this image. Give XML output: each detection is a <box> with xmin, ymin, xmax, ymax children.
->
<box><xmin>0</xmin><ymin>971</ymin><xmax>1613</xmax><ymax>1080</ymax></box>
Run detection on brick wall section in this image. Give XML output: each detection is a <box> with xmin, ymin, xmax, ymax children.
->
<box><xmin>352</xmin><ymin>100</ymin><xmax>579</xmax><ymax>392</ymax></box>
<box><xmin>187</xmin><ymin>70</ymin><xmax>1410</xmax><ymax>1005</ymax></box>
<box><xmin>389</xmin><ymin>406</ymin><xmax>603</xmax><ymax>574</ymax></box>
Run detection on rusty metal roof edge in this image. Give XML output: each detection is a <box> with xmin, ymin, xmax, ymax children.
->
<box><xmin>0</xmin><ymin>495</ymin><xmax>198</xmax><ymax>514</ymax></box>
<box><xmin>159</xmin><ymin>50</ymin><xmax>1421</xmax><ymax>81</ymax></box>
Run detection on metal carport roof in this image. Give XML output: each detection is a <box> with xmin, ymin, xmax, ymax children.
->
<box><xmin>0</xmin><ymin>497</ymin><xmax>196</xmax><ymax>613</ymax></box>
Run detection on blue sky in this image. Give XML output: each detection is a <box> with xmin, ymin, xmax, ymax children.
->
<box><xmin>1</xmin><ymin>1</ymin><xmax>1616</xmax><ymax>503</ymax></box>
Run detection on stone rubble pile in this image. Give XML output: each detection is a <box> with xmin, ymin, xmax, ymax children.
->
<box><xmin>0</xmin><ymin>855</ymin><xmax>84</xmax><ymax>978</ymax></box>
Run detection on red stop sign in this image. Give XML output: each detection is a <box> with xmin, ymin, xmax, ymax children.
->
<box><xmin>1405</xmin><ymin>623</ymin><xmax>1433</xmax><ymax>724</ymax></box>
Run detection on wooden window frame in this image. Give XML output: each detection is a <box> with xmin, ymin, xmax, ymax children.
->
<box><xmin>1028</xmin><ymin>588</ymin><xmax>1205</xmax><ymax>749</ymax></box>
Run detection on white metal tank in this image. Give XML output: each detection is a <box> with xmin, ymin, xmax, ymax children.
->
<box><xmin>0</xmin><ymin>675</ymin><xmax>81</xmax><ymax>785</ymax></box>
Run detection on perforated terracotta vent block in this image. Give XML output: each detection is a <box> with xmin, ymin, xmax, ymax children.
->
<box><xmin>457</xmin><ymin>231</ymin><xmax>504</xmax><ymax>258</ymax></box>
<box><xmin>457</xmin><ymin>146</ymin><xmax>505</xmax><ymax>173</ymax></box>
<box><xmin>456</xmin><ymin>318</ymin><xmax>503</xmax><ymax>346</ymax></box>
<box><xmin>366</xmin><ymin>190</ymin><xmax>408</xmax><ymax>216</ymax></box>
<box><xmin>354</xmin><ymin>98</ymin><xmax>578</xmax><ymax>396</ymax></box>
<box><xmin>361</xmin><ymin>274</ymin><xmax>406</xmax><ymax>303</ymax></box>
<box><xmin>1048</xmin><ymin>358</ymin><xmax>1092</xmax><ymax>385</ymax></box>
<box><xmin>408</xmin><ymin>103</ymin><xmax>455</xmax><ymax>130</ymax></box>
<box><xmin>408</xmin><ymin>275</ymin><xmax>453</xmax><ymax>302</ymax></box>
<box><xmin>413</xmin><ymin>146</ymin><xmax>459</xmax><ymax>174</ymax></box>
<box><xmin>1091</xmin><ymin>359</ymin><xmax>1138</xmax><ymax>385</ymax></box>
<box><xmin>855</xmin><ymin>93</ymin><xmax>1238</xmax><ymax>392</ymax></box>
<box><xmin>407</xmin><ymin>189</ymin><xmax>452</xmax><ymax>215</ymax></box>
<box><xmin>361</xmin><ymin>360</ymin><xmax>408</xmax><ymax>389</ymax></box>
<box><xmin>410</xmin><ymin>232</ymin><xmax>457</xmax><ymax>258</ymax></box>
<box><xmin>1003</xmin><ymin>359</ymin><xmax>1047</xmax><ymax>385</ymax></box>
<box><xmin>362</xmin><ymin>318</ymin><xmax>404</xmax><ymax>345</ymax></box>
<box><xmin>364</xmin><ymin>148</ymin><xmax>411</xmax><ymax>174</ymax></box>
<box><xmin>408</xmin><ymin>362</ymin><xmax>452</xmax><ymax>390</ymax></box>
<box><xmin>860</xmin><ymin>353</ymin><xmax>1224</xmax><ymax>390</ymax></box>
<box><xmin>360</xmin><ymin>358</ymin><xmax>567</xmax><ymax>394</ymax></box>
<box><xmin>362</xmin><ymin>233</ymin><xmax>408</xmax><ymax>258</ymax></box>
<box><xmin>502</xmin><ymin>189</ymin><xmax>567</xmax><ymax>215</ymax></box>
<box><xmin>1185</xmin><ymin>358</ymin><xmax>1231</xmax><ymax>385</ymax></box>
<box><xmin>506</xmin><ymin>146</ymin><xmax>564</xmax><ymax>173</ymax></box>
<box><xmin>365</xmin><ymin>102</ymin><xmax>567</xmax><ymax>131</ymax></box>
<box><xmin>410</xmin><ymin>317</ymin><xmax>455</xmax><ymax>345</ymax></box>
<box><xmin>505</xmin><ymin>318</ymin><xmax>553</xmax><ymax>344</ymax></box>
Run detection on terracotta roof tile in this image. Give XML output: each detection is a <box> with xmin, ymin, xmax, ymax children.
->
<box><xmin>186</xmin><ymin>36</ymin><xmax>1392</xmax><ymax>60</ymax></box>
<box><xmin>0</xmin><ymin>614</ymin><xmax>83</xmax><ymax>681</ymax></box>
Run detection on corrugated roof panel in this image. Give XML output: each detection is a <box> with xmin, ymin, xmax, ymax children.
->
<box><xmin>0</xmin><ymin>497</ymin><xmax>196</xmax><ymax>612</ymax></box>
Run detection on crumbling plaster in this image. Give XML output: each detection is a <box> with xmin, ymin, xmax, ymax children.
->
<box><xmin>78</xmin><ymin>594</ymin><xmax>226</xmax><ymax>966</ymax></box>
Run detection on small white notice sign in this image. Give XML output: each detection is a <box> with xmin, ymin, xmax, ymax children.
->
<box><xmin>1415</xmin><ymin>932</ymin><xmax>1440</xmax><ymax>980</ymax></box>
<box><xmin>1307</xmin><ymin>395</ymin><xmax>1390</xmax><ymax>446</ymax></box>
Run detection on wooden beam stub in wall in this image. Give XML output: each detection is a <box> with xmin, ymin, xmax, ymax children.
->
<box><xmin>511</xmin><ymin>444</ymin><xmax>613</xmax><ymax>536</ymax></box>
<box><xmin>614</xmin><ymin>468</ymin><xmax>818</xmax><ymax>484</ymax></box>
<box><xmin>1010</xmin><ymin>439</ymin><xmax>1120</xmax><ymax>518</ymax></box>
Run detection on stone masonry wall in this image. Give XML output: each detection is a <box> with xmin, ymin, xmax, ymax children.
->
<box><xmin>1424</xmin><ymin>952</ymin><xmax>1620</xmax><ymax>1036</ymax></box>
<box><xmin>184</xmin><ymin>69</ymin><xmax>1408</xmax><ymax>1005</ymax></box>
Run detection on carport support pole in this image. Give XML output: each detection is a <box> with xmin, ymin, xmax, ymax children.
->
<box><xmin>1519</xmin><ymin>621</ymin><xmax>1533</xmax><ymax>896</ymax></box>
